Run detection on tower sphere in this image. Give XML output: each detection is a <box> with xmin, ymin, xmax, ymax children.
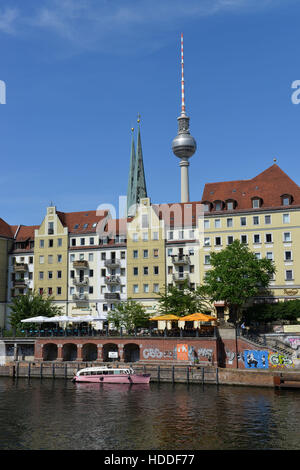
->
<box><xmin>172</xmin><ymin>131</ymin><xmax>197</xmax><ymax>159</ymax></box>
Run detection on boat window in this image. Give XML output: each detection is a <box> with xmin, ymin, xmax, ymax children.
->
<box><xmin>114</xmin><ymin>370</ymin><xmax>120</xmax><ymax>374</ymax></box>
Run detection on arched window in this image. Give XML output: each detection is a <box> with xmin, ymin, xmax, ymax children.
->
<box><xmin>251</xmin><ymin>197</ymin><xmax>263</xmax><ymax>209</ymax></box>
<box><xmin>225</xmin><ymin>199</ymin><xmax>237</xmax><ymax>211</ymax></box>
<box><xmin>213</xmin><ymin>200</ymin><xmax>224</xmax><ymax>211</ymax></box>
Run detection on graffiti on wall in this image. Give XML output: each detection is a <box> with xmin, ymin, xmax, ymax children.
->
<box><xmin>244</xmin><ymin>350</ymin><xmax>269</xmax><ymax>369</ymax></box>
<box><xmin>142</xmin><ymin>348</ymin><xmax>173</xmax><ymax>359</ymax></box>
<box><xmin>286</xmin><ymin>337</ymin><xmax>300</xmax><ymax>350</ymax></box>
<box><xmin>269</xmin><ymin>353</ymin><xmax>294</xmax><ymax>368</ymax></box>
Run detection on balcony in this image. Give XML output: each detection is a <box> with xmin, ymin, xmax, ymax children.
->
<box><xmin>13</xmin><ymin>279</ymin><xmax>27</xmax><ymax>288</ymax></box>
<box><xmin>104</xmin><ymin>275</ymin><xmax>121</xmax><ymax>285</ymax></box>
<box><xmin>73</xmin><ymin>260</ymin><xmax>88</xmax><ymax>268</ymax></box>
<box><xmin>171</xmin><ymin>255</ymin><xmax>190</xmax><ymax>265</ymax></box>
<box><xmin>104</xmin><ymin>293</ymin><xmax>120</xmax><ymax>301</ymax></box>
<box><xmin>72</xmin><ymin>293</ymin><xmax>88</xmax><ymax>302</ymax></box>
<box><xmin>172</xmin><ymin>273</ymin><xmax>189</xmax><ymax>283</ymax></box>
<box><xmin>13</xmin><ymin>263</ymin><xmax>28</xmax><ymax>272</ymax></box>
<box><xmin>104</xmin><ymin>258</ymin><xmax>120</xmax><ymax>268</ymax></box>
<box><xmin>73</xmin><ymin>277</ymin><xmax>89</xmax><ymax>287</ymax></box>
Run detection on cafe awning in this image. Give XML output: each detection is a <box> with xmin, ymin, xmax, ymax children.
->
<box><xmin>149</xmin><ymin>314</ymin><xmax>180</xmax><ymax>321</ymax></box>
<box><xmin>21</xmin><ymin>316</ymin><xmax>51</xmax><ymax>323</ymax></box>
<box><xmin>180</xmin><ymin>312</ymin><xmax>216</xmax><ymax>322</ymax></box>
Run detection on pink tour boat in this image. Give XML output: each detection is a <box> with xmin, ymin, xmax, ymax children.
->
<box><xmin>72</xmin><ymin>366</ymin><xmax>151</xmax><ymax>384</ymax></box>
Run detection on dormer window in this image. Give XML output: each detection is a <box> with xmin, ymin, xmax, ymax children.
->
<box><xmin>213</xmin><ymin>200</ymin><xmax>224</xmax><ymax>211</ymax></box>
<box><xmin>281</xmin><ymin>194</ymin><xmax>293</xmax><ymax>206</ymax></box>
<box><xmin>202</xmin><ymin>201</ymin><xmax>212</xmax><ymax>212</ymax></box>
<box><xmin>251</xmin><ymin>197</ymin><xmax>263</xmax><ymax>209</ymax></box>
<box><xmin>225</xmin><ymin>199</ymin><xmax>237</xmax><ymax>211</ymax></box>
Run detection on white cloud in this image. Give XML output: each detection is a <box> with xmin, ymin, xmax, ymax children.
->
<box><xmin>0</xmin><ymin>0</ymin><xmax>291</xmax><ymax>53</ymax></box>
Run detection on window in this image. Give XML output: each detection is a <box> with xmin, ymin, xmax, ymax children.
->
<box><xmin>214</xmin><ymin>219</ymin><xmax>221</xmax><ymax>228</ymax></box>
<box><xmin>71</xmin><ymin>239</ymin><xmax>76</xmax><ymax>247</ymax></box>
<box><xmin>204</xmin><ymin>220</ymin><xmax>210</xmax><ymax>229</ymax></box>
<box><xmin>227</xmin><ymin>218</ymin><xmax>233</xmax><ymax>228</ymax></box>
<box><xmin>215</xmin><ymin>201</ymin><xmax>222</xmax><ymax>211</ymax></box>
<box><xmin>168</xmin><ymin>231</ymin><xmax>174</xmax><ymax>240</ymax></box>
<box><xmin>70</xmin><ymin>270</ymin><xmax>75</xmax><ymax>278</ymax></box>
<box><xmin>70</xmin><ymin>287</ymin><xmax>75</xmax><ymax>295</ymax></box>
<box><xmin>153</xmin><ymin>283</ymin><xmax>159</xmax><ymax>293</ymax></box>
<box><xmin>285</xmin><ymin>270</ymin><xmax>293</xmax><ymax>281</ymax></box>
<box><xmin>189</xmin><ymin>249</ymin><xmax>194</xmax><ymax>256</ymax></box>
<box><xmin>253</xmin><ymin>234</ymin><xmax>261</xmax><ymax>244</ymax></box>
<box><xmin>142</xmin><ymin>214</ymin><xmax>149</xmax><ymax>228</ymax></box>
<box><xmin>240</xmin><ymin>217</ymin><xmax>247</xmax><ymax>226</ymax></box>
<box><xmin>133</xmin><ymin>233</ymin><xmax>138</xmax><ymax>242</ymax></box>
<box><xmin>121</xmin><ymin>251</ymin><xmax>126</xmax><ymax>259</ymax></box>
<box><xmin>39</xmin><ymin>288</ymin><xmax>43</xmax><ymax>295</ymax></box>
<box><xmin>254</xmin><ymin>253</ymin><xmax>261</xmax><ymax>259</ymax></box>
<box><xmin>103</xmin><ymin>304</ymin><xmax>108</xmax><ymax>311</ymax></box>
<box><xmin>70</xmin><ymin>254</ymin><xmax>75</xmax><ymax>262</ymax></box>
<box><xmin>168</xmin><ymin>266</ymin><xmax>173</xmax><ymax>274</ymax></box>
<box><xmin>227</xmin><ymin>236</ymin><xmax>234</xmax><ymax>245</ymax></box>
<box><xmin>48</xmin><ymin>222</ymin><xmax>54</xmax><ymax>235</ymax></box>
<box><xmin>90</xmin><ymin>237</ymin><xmax>94</xmax><ymax>245</ymax></box>
<box><xmin>101</xmin><ymin>269</ymin><xmax>106</xmax><ymax>277</ymax></box>
<box><xmin>253</xmin><ymin>216</ymin><xmax>259</xmax><ymax>225</ymax></box>
<box><xmin>48</xmin><ymin>287</ymin><xmax>52</xmax><ymax>295</ymax></box>
<box><xmin>79</xmin><ymin>254</ymin><xmax>84</xmax><ymax>261</ymax></box>
<box><xmin>101</xmin><ymin>252</ymin><xmax>106</xmax><ymax>260</ymax></box>
<box><xmin>57</xmin><ymin>287</ymin><xmax>62</xmax><ymax>295</ymax></box>
<box><xmin>57</xmin><ymin>271</ymin><xmax>62</xmax><ymax>279</ymax></box>
<box><xmin>80</xmin><ymin>238</ymin><xmax>85</xmax><ymax>246</ymax></box>
<box><xmin>266</xmin><ymin>252</ymin><xmax>273</xmax><ymax>260</ymax></box>
<box><xmin>215</xmin><ymin>236</ymin><xmax>222</xmax><ymax>246</ymax></box>
<box><xmin>57</xmin><ymin>238</ymin><xmax>62</xmax><ymax>247</ymax></box>
<box><xmin>283</xmin><ymin>214</ymin><xmax>290</xmax><ymax>224</ymax></box>
<box><xmin>204</xmin><ymin>237</ymin><xmax>210</xmax><ymax>246</ymax></box>
<box><xmin>282</xmin><ymin>195</ymin><xmax>292</xmax><ymax>206</ymax></box>
<box><xmin>133</xmin><ymin>250</ymin><xmax>138</xmax><ymax>259</ymax></box>
<box><xmin>189</xmin><ymin>265</ymin><xmax>194</xmax><ymax>274</ymax></box>
<box><xmin>89</xmin><ymin>269</ymin><xmax>94</xmax><ymax>277</ymax></box>
<box><xmin>143</xmin><ymin>249</ymin><xmax>148</xmax><ymax>258</ymax></box>
<box><xmin>48</xmin><ymin>255</ymin><xmax>53</xmax><ymax>264</ymax></box>
<box><xmin>154</xmin><ymin>266</ymin><xmax>159</xmax><ymax>275</ymax></box>
<box><xmin>133</xmin><ymin>284</ymin><xmax>139</xmax><ymax>294</ymax></box>
<box><xmin>265</xmin><ymin>233</ymin><xmax>273</xmax><ymax>243</ymax></box>
<box><xmin>143</xmin><ymin>267</ymin><xmax>148</xmax><ymax>275</ymax></box>
<box><xmin>285</xmin><ymin>251</ymin><xmax>292</xmax><ymax>261</ymax></box>
<box><xmin>265</xmin><ymin>215</ymin><xmax>271</xmax><ymax>225</ymax></box>
<box><xmin>39</xmin><ymin>271</ymin><xmax>44</xmax><ymax>280</ymax></box>
<box><xmin>89</xmin><ymin>286</ymin><xmax>93</xmax><ymax>294</ymax></box>
<box><xmin>39</xmin><ymin>240</ymin><xmax>44</xmax><ymax>248</ymax></box>
<box><xmin>143</xmin><ymin>284</ymin><xmax>149</xmax><ymax>293</ymax></box>
<box><xmin>168</xmin><ymin>248</ymin><xmax>173</xmax><ymax>256</ymax></box>
<box><xmin>152</xmin><ymin>232</ymin><xmax>159</xmax><ymax>241</ymax></box>
<box><xmin>179</xmin><ymin>230</ymin><xmax>184</xmax><ymax>239</ymax></box>
<box><xmin>283</xmin><ymin>232</ymin><xmax>291</xmax><ymax>242</ymax></box>
<box><xmin>48</xmin><ymin>239</ymin><xmax>54</xmax><ymax>248</ymax></box>
<box><xmin>133</xmin><ymin>267</ymin><xmax>138</xmax><ymax>276</ymax></box>
<box><xmin>48</xmin><ymin>271</ymin><xmax>53</xmax><ymax>279</ymax></box>
<box><xmin>142</xmin><ymin>232</ymin><xmax>148</xmax><ymax>241</ymax></box>
<box><xmin>39</xmin><ymin>256</ymin><xmax>44</xmax><ymax>264</ymax></box>
<box><xmin>89</xmin><ymin>253</ymin><xmax>94</xmax><ymax>262</ymax></box>
<box><xmin>204</xmin><ymin>255</ymin><xmax>211</xmax><ymax>265</ymax></box>
<box><xmin>153</xmin><ymin>249</ymin><xmax>159</xmax><ymax>258</ymax></box>
<box><xmin>241</xmin><ymin>235</ymin><xmax>248</xmax><ymax>244</ymax></box>
<box><xmin>57</xmin><ymin>254</ymin><xmax>62</xmax><ymax>263</ymax></box>
<box><xmin>252</xmin><ymin>199</ymin><xmax>261</xmax><ymax>209</ymax></box>
<box><xmin>29</xmin><ymin>256</ymin><xmax>33</xmax><ymax>264</ymax></box>
<box><xmin>226</xmin><ymin>201</ymin><xmax>234</xmax><ymax>211</ymax></box>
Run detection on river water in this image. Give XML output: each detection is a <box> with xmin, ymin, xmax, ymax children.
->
<box><xmin>0</xmin><ymin>377</ymin><xmax>299</xmax><ymax>450</ymax></box>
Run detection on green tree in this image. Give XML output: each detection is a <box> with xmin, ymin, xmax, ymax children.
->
<box><xmin>245</xmin><ymin>299</ymin><xmax>300</xmax><ymax>324</ymax></box>
<box><xmin>157</xmin><ymin>280</ymin><xmax>211</xmax><ymax>317</ymax></box>
<box><xmin>203</xmin><ymin>240</ymin><xmax>276</xmax><ymax>325</ymax></box>
<box><xmin>9</xmin><ymin>291</ymin><xmax>62</xmax><ymax>331</ymax></box>
<box><xmin>107</xmin><ymin>300</ymin><xmax>149</xmax><ymax>332</ymax></box>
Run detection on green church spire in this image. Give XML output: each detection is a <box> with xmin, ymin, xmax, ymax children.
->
<box><xmin>127</xmin><ymin>116</ymin><xmax>147</xmax><ymax>216</ymax></box>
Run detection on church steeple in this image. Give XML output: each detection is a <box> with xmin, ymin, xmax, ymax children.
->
<box><xmin>127</xmin><ymin>128</ymin><xmax>136</xmax><ymax>217</ymax></box>
<box><xmin>127</xmin><ymin>116</ymin><xmax>147</xmax><ymax>216</ymax></box>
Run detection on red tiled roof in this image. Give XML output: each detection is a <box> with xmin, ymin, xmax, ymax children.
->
<box><xmin>56</xmin><ymin>210</ymin><xmax>108</xmax><ymax>234</ymax></box>
<box><xmin>0</xmin><ymin>218</ymin><xmax>14</xmax><ymax>238</ymax></box>
<box><xmin>15</xmin><ymin>225</ymin><xmax>39</xmax><ymax>241</ymax></box>
<box><xmin>201</xmin><ymin>164</ymin><xmax>300</xmax><ymax>211</ymax></box>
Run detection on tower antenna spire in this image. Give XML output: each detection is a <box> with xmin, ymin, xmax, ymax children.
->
<box><xmin>181</xmin><ymin>33</ymin><xmax>186</xmax><ymax>116</ymax></box>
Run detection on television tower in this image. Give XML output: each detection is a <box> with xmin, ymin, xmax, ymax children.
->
<box><xmin>172</xmin><ymin>34</ymin><xmax>197</xmax><ymax>203</ymax></box>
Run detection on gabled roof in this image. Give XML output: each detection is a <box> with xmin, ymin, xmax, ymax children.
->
<box><xmin>56</xmin><ymin>210</ymin><xmax>108</xmax><ymax>234</ymax></box>
<box><xmin>0</xmin><ymin>218</ymin><xmax>14</xmax><ymax>239</ymax></box>
<box><xmin>15</xmin><ymin>225</ymin><xmax>39</xmax><ymax>241</ymax></box>
<box><xmin>201</xmin><ymin>164</ymin><xmax>300</xmax><ymax>211</ymax></box>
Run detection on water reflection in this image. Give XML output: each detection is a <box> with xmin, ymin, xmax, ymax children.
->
<box><xmin>0</xmin><ymin>378</ymin><xmax>300</xmax><ymax>450</ymax></box>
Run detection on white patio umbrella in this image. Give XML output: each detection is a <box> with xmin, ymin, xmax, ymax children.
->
<box><xmin>21</xmin><ymin>316</ymin><xmax>50</xmax><ymax>323</ymax></box>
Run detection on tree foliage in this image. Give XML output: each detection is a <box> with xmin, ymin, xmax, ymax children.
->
<box><xmin>9</xmin><ymin>291</ymin><xmax>62</xmax><ymax>330</ymax></box>
<box><xmin>157</xmin><ymin>281</ymin><xmax>212</xmax><ymax>317</ymax></box>
<box><xmin>244</xmin><ymin>300</ymin><xmax>300</xmax><ymax>324</ymax></box>
<box><xmin>107</xmin><ymin>300</ymin><xmax>150</xmax><ymax>331</ymax></box>
<box><xmin>202</xmin><ymin>240</ymin><xmax>276</xmax><ymax>324</ymax></box>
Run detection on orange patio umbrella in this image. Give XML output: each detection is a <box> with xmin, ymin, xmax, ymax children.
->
<box><xmin>180</xmin><ymin>312</ymin><xmax>216</xmax><ymax>322</ymax></box>
<box><xmin>149</xmin><ymin>314</ymin><xmax>180</xmax><ymax>321</ymax></box>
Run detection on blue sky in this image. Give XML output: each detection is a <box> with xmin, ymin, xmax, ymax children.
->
<box><xmin>1</xmin><ymin>0</ymin><xmax>300</xmax><ymax>225</ymax></box>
